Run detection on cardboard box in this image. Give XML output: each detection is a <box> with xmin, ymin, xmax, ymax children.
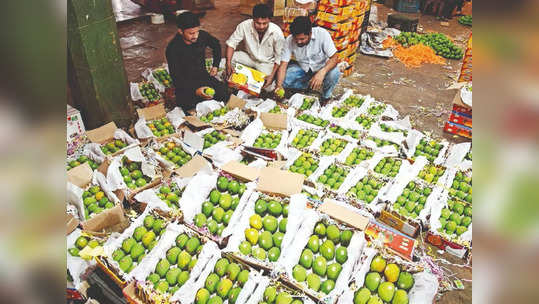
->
<box><xmin>67</xmin><ymin>104</ymin><xmax>85</xmax><ymax>142</ymax></box>
<box><xmin>317</xmin><ymin>20</ymin><xmax>353</xmax><ymax>37</ymax></box>
<box><xmin>319</xmin><ymin>0</ymin><xmax>354</xmax><ymax>6</ymax></box>
<box><xmin>283</xmin><ymin>7</ymin><xmax>309</xmax><ymax>23</ymax></box>
<box><xmin>365</xmin><ymin>220</ymin><xmax>416</xmax><ymax>261</ymax></box>
<box><xmin>257</xmin><ymin>167</ymin><xmax>304</xmax><ymax>197</ymax></box>
<box><xmin>378</xmin><ymin>210</ymin><xmax>420</xmax><ymax>237</ymax></box>
<box><xmin>318</xmin><ymin>4</ymin><xmax>355</xmax><ymax>16</ymax></box>
<box><xmin>316</xmin><ymin>11</ymin><xmax>350</xmax><ymax>23</ymax></box>
<box><xmin>319</xmin><ymin>199</ymin><xmax>370</xmax><ymax>231</ymax></box>
<box><xmin>66</xmin><ymin>213</ymin><xmax>80</xmax><ymax>235</ymax></box>
<box><xmin>334</xmin><ymin>36</ymin><xmax>350</xmax><ymax>51</ymax></box>
<box><xmin>228</xmin><ymin>63</ymin><xmax>266</xmax><ymax>97</ymax></box>
<box><xmin>222</xmin><ymin>161</ymin><xmax>261</xmax><ymax>182</ymax></box>
<box><xmin>122</xmin><ymin>281</ymin><xmax>145</xmax><ymax>304</ymax></box>
<box><xmin>86</xmin><ymin>122</ymin><xmax>133</xmax><ymax>157</ymax></box>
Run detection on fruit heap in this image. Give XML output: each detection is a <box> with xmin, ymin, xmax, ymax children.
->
<box><xmin>147</xmin><ymin>117</ymin><xmax>175</xmax><ymax>137</ymax></box>
<box><xmin>317</xmin><ymin>164</ymin><xmax>350</xmax><ymax>191</ymax></box>
<box><xmin>356</xmin><ymin>115</ymin><xmax>376</xmax><ymax>129</ymax></box>
<box><xmin>344</xmin><ymin>95</ymin><xmax>365</xmax><ymax>107</ymax></box>
<box><xmin>319</xmin><ymin>138</ymin><xmax>347</xmax><ymax>156</ymax></box>
<box><xmin>200</xmin><ymin>107</ymin><xmax>230</xmax><ymax>123</ymax></box>
<box><xmin>195</xmin><ymin>257</ymin><xmax>250</xmax><ymax>304</ymax></box>
<box><xmin>193</xmin><ymin>176</ymin><xmax>246</xmax><ymax>237</ymax></box>
<box><xmin>418</xmin><ymin>164</ymin><xmax>445</xmax><ymax>184</ymax></box>
<box><xmin>156</xmin><ymin>140</ymin><xmax>192</xmax><ymax>167</ymax></box>
<box><xmin>68</xmin><ymin>235</ymin><xmax>102</xmax><ymax>258</ymax></box>
<box><xmin>374</xmin><ymin>158</ymin><xmax>402</xmax><ymax>178</ymax></box>
<box><xmin>328</xmin><ymin>125</ymin><xmax>360</xmax><ymax>139</ymax></box>
<box><xmin>348</xmin><ymin>175</ymin><xmax>386</xmax><ymax>204</ymax></box>
<box><xmin>292</xmin><ymin>222</ymin><xmax>352</xmax><ymax>295</ymax></box>
<box><xmin>239</xmin><ymin>196</ymin><xmax>288</xmax><ymax>262</ymax></box>
<box><xmin>269</xmin><ymin>105</ymin><xmax>282</xmax><ymax>114</ymax></box>
<box><xmin>368</xmin><ymin>137</ymin><xmax>400</xmax><ymax>150</ymax></box>
<box><xmin>152</xmin><ymin>69</ymin><xmax>173</xmax><ymax>88</ymax></box>
<box><xmin>380</xmin><ymin>124</ymin><xmax>408</xmax><ymax>137</ymax></box>
<box><xmin>394</xmin><ymin>32</ymin><xmax>464</xmax><ymax>60</ymax></box>
<box><xmin>300</xmin><ymin>97</ymin><xmax>316</xmax><ymax>111</ymax></box>
<box><xmin>262</xmin><ymin>285</ymin><xmax>303</xmax><ymax>304</ymax></box>
<box><xmin>289</xmin><ymin>153</ymin><xmax>319</xmax><ymax>178</ymax></box>
<box><xmin>368</xmin><ymin>104</ymin><xmax>386</xmax><ymax>116</ymax></box>
<box><xmin>155</xmin><ymin>184</ymin><xmax>183</xmax><ymax>209</ymax></box>
<box><xmin>203</xmin><ymin>130</ymin><xmax>227</xmax><ymax>149</ymax></box>
<box><xmin>121</xmin><ymin>157</ymin><xmax>153</xmax><ymax>189</ymax></box>
<box><xmin>139</xmin><ymin>82</ymin><xmax>160</xmax><ymax>101</ymax></box>
<box><xmin>100</xmin><ymin>139</ymin><xmax>128</xmax><ymax>155</ymax></box>
<box><xmin>332</xmin><ymin>106</ymin><xmax>350</xmax><ymax>118</ymax></box>
<box><xmin>291</xmin><ymin>129</ymin><xmax>318</xmax><ymax>149</ymax></box>
<box><xmin>458</xmin><ymin>15</ymin><xmax>472</xmax><ymax>26</ymax></box>
<box><xmin>439</xmin><ymin>198</ymin><xmax>472</xmax><ymax>237</ymax></box>
<box><xmin>297</xmin><ymin>113</ymin><xmax>330</xmax><ymax>128</ymax></box>
<box><xmin>67</xmin><ymin>155</ymin><xmax>100</xmax><ymax>170</ymax></box>
<box><xmin>82</xmin><ymin>185</ymin><xmax>115</xmax><ymax>219</ymax></box>
<box><xmin>112</xmin><ymin>214</ymin><xmax>167</xmax><ymax>274</ymax></box>
<box><xmin>393</xmin><ymin>182</ymin><xmax>432</xmax><ymax>219</ymax></box>
<box><xmin>353</xmin><ymin>255</ymin><xmax>414</xmax><ymax>304</ymax></box>
<box><xmin>344</xmin><ymin>147</ymin><xmax>375</xmax><ymax>166</ymax></box>
<box><xmin>449</xmin><ymin>171</ymin><xmax>472</xmax><ymax>204</ymax></box>
<box><xmin>413</xmin><ymin>138</ymin><xmax>443</xmax><ymax>162</ymax></box>
<box><xmin>302</xmin><ymin>190</ymin><xmax>321</xmax><ymax>202</ymax></box>
<box><xmin>145</xmin><ymin>233</ymin><xmax>203</xmax><ymax>295</ymax></box>
<box><xmin>253</xmin><ymin>132</ymin><xmax>283</xmax><ymax>149</ymax></box>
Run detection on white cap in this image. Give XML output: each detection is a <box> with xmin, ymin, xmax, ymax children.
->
<box><xmin>295</xmin><ymin>0</ymin><xmax>315</xmax><ymax>4</ymax></box>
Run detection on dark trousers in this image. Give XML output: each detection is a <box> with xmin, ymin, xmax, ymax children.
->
<box><xmin>442</xmin><ymin>0</ymin><xmax>457</xmax><ymax>18</ymax></box>
<box><xmin>176</xmin><ymin>75</ymin><xmax>229</xmax><ymax>112</ymax></box>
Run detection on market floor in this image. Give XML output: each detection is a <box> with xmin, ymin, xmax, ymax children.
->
<box><xmin>117</xmin><ymin>2</ymin><xmax>472</xmax><ymax>302</ymax></box>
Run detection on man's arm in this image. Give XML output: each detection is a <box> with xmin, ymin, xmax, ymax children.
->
<box><xmin>275</xmin><ymin>60</ymin><xmax>289</xmax><ymax>91</ymax></box>
<box><xmin>275</xmin><ymin>38</ymin><xmax>292</xmax><ymax>90</ymax></box>
<box><xmin>309</xmin><ymin>53</ymin><xmax>339</xmax><ymax>91</ymax></box>
<box><xmin>204</xmin><ymin>31</ymin><xmax>222</xmax><ymax>76</ymax></box>
<box><xmin>263</xmin><ymin>29</ymin><xmax>285</xmax><ymax>89</ymax></box>
<box><xmin>225</xmin><ymin>23</ymin><xmax>244</xmax><ymax>77</ymax></box>
<box><xmin>166</xmin><ymin>43</ymin><xmax>194</xmax><ymax>90</ymax></box>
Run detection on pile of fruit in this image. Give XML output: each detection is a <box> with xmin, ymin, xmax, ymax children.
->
<box><xmin>332</xmin><ymin>106</ymin><xmax>350</xmax><ymax>118</ymax></box>
<box><xmin>145</xmin><ymin>233</ymin><xmax>203</xmax><ymax>295</ymax></box>
<box><xmin>368</xmin><ymin>137</ymin><xmax>400</xmax><ymax>150</ymax></box>
<box><xmin>200</xmin><ymin>107</ymin><xmax>230</xmax><ymax>123</ymax></box>
<box><xmin>139</xmin><ymin>82</ymin><xmax>160</xmax><ymax>101</ymax></box>
<box><xmin>155</xmin><ymin>184</ymin><xmax>183</xmax><ymax>209</ymax></box>
<box><xmin>317</xmin><ymin>164</ymin><xmax>350</xmax><ymax>191</ymax></box>
<box><xmin>394</xmin><ymin>32</ymin><xmax>464</xmax><ymax>60</ymax></box>
<box><xmin>353</xmin><ymin>255</ymin><xmax>414</xmax><ymax>304</ymax></box>
<box><xmin>449</xmin><ymin>171</ymin><xmax>472</xmax><ymax>204</ymax></box>
<box><xmin>152</xmin><ymin>69</ymin><xmax>173</xmax><ymax>88</ymax></box>
<box><xmin>413</xmin><ymin>138</ymin><xmax>443</xmax><ymax>162</ymax></box>
<box><xmin>121</xmin><ymin>157</ymin><xmax>153</xmax><ymax>189</ymax></box>
<box><xmin>458</xmin><ymin>15</ymin><xmax>472</xmax><ymax>26</ymax></box>
<box><xmin>291</xmin><ymin>129</ymin><xmax>318</xmax><ymax>149</ymax></box>
<box><xmin>101</xmin><ymin>139</ymin><xmax>128</xmax><ymax>155</ymax></box>
<box><xmin>328</xmin><ymin>125</ymin><xmax>361</xmax><ymax>139</ymax></box>
<box><xmin>348</xmin><ymin>175</ymin><xmax>386</xmax><ymax>204</ymax></box>
<box><xmin>300</xmin><ymin>97</ymin><xmax>316</xmax><ymax>111</ymax></box>
<box><xmin>69</xmin><ymin>235</ymin><xmax>102</xmax><ymax>258</ymax></box>
<box><xmin>261</xmin><ymin>285</ymin><xmax>303</xmax><ymax>304</ymax></box>
<box><xmin>203</xmin><ymin>130</ymin><xmax>227</xmax><ymax>149</ymax></box>
<box><xmin>319</xmin><ymin>138</ymin><xmax>347</xmax><ymax>156</ymax></box>
<box><xmin>147</xmin><ymin>117</ymin><xmax>175</xmax><ymax>137</ymax></box>
<box><xmin>344</xmin><ymin>95</ymin><xmax>365</xmax><ymax>107</ymax></box>
<box><xmin>393</xmin><ymin>181</ymin><xmax>432</xmax><ymax>219</ymax></box>
<box><xmin>292</xmin><ymin>222</ymin><xmax>352</xmax><ymax>294</ymax></box>
<box><xmin>67</xmin><ymin>155</ymin><xmax>99</xmax><ymax>170</ymax></box>
<box><xmin>194</xmin><ymin>257</ymin><xmax>250</xmax><ymax>304</ymax></box>
<box><xmin>380</xmin><ymin>123</ymin><xmax>408</xmax><ymax>136</ymax></box>
<box><xmin>356</xmin><ymin>115</ymin><xmax>376</xmax><ymax>129</ymax></box>
<box><xmin>344</xmin><ymin>147</ymin><xmax>375</xmax><ymax>166</ymax></box>
<box><xmin>374</xmin><ymin>158</ymin><xmax>402</xmax><ymax>178</ymax></box>
<box><xmin>253</xmin><ymin>132</ymin><xmax>283</xmax><ymax>149</ymax></box>
<box><xmin>156</xmin><ymin>141</ymin><xmax>192</xmax><ymax>167</ymax></box>
<box><xmin>112</xmin><ymin>214</ymin><xmax>167</xmax><ymax>273</ymax></box>
<box><xmin>439</xmin><ymin>198</ymin><xmax>472</xmax><ymax>237</ymax></box>
<box><xmin>239</xmin><ymin>196</ymin><xmax>288</xmax><ymax>262</ymax></box>
<box><xmin>82</xmin><ymin>185</ymin><xmax>115</xmax><ymax>219</ymax></box>
<box><xmin>368</xmin><ymin>104</ymin><xmax>386</xmax><ymax>116</ymax></box>
<box><xmin>193</xmin><ymin>176</ymin><xmax>246</xmax><ymax>237</ymax></box>
<box><xmin>297</xmin><ymin>113</ymin><xmax>330</xmax><ymax>128</ymax></box>
<box><xmin>289</xmin><ymin>153</ymin><xmax>319</xmax><ymax>178</ymax></box>
<box><xmin>269</xmin><ymin>105</ymin><xmax>282</xmax><ymax>113</ymax></box>
<box><xmin>418</xmin><ymin>164</ymin><xmax>445</xmax><ymax>184</ymax></box>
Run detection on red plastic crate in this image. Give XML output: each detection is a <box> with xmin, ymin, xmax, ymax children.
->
<box><xmin>449</xmin><ymin>112</ymin><xmax>472</xmax><ymax>127</ymax></box>
<box><xmin>444</xmin><ymin>121</ymin><xmax>472</xmax><ymax>138</ymax></box>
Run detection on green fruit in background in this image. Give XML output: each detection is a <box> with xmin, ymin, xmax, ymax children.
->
<box><xmin>354</xmin><ymin>287</ymin><xmax>371</xmax><ymax>304</ymax></box>
<box><xmin>300</xmin><ymin>249</ymin><xmax>314</xmax><ymax>268</ymax></box>
<box><xmin>147</xmin><ymin>273</ymin><xmax>160</xmax><ymax>285</ymax></box>
<box><xmin>370</xmin><ymin>255</ymin><xmax>386</xmax><ymax>273</ymax></box>
<box><xmin>384</xmin><ymin>264</ymin><xmax>400</xmax><ymax>283</ymax></box>
<box><xmin>253</xmin><ymin>247</ymin><xmax>267</xmax><ymax>260</ymax></box>
<box><xmin>195</xmin><ymin>213</ymin><xmax>207</xmax><ymax>228</ymax></box>
<box><xmin>255</xmin><ymin>199</ymin><xmax>268</xmax><ymax>215</ymax></box>
<box><xmin>335</xmin><ymin>246</ymin><xmax>348</xmax><ymax>264</ymax></box>
<box><xmin>214</xmin><ymin>258</ymin><xmax>229</xmax><ymax>277</ymax></box>
<box><xmin>326</xmin><ymin>225</ymin><xmax>340</xmax><ymax>243</ymax></box>
<box><xmin>268</xmin><ymin>200</ymin><xmax>283</xmax><ymax>216</ymax></box>
<box><xmin>367</xmin><ymin>295</ymin><xmax>383</xmax><ymax>304</ymax></box>
<box><xmin>122</xmin><ymin>237</ymin><xmax>136</xmax><ymax>253</ymax></box>
<box><xmin>273</xmin><ymin>232</ymin><xmax>284</xmax><ymax>247</ymax></box>
<box><xmin>202</xmin><ymin>202</ymin><xmax>214</xmax><ymax>217</ymax></box>
<box><xmin>155</xmin><ymin>280</ymin><xmax>169</xmax><ymax>293</ymax></box>
<box><xmin>245</xmin><ymin>228</ymin><xmax>259</xmax><ymax>245</ymax></box>
<box><xmin>208</xmin><ymin>295</ymin><xmax>223</xmax><ymax>304</ymax></box>
<box><xmin>237</xmin><ymin>269</ymin><xmax>249</xmax><ymax>286</ymax></box>
<box><xmin>456</xmin><ymin>226</ymin><xmax>467</xmax><ymax>235</ymax></box>
<box><xmin>378</xmin><ymin>281</ymin><xmax>396</xmax><ymax>302</ymax></box>
<box><xmin>176</xmin><ymin>233</ymin><xmax>189</xmax><ymax>248</ymax></box>
<box><xmin>68</xmin><ymin>248</ymin><xmax>80</xmax><ymax>257</ymax></box>
<box><xmin>239</xmin><ymin>241</ymin><xmax>252</xmax><ymax>255</ymax></box>
<box><xmin>276</xmin><ymin>292</ymin><xmax>293</xmax><ymax>304</ymax></box>
<box><xmin>142</xmin><ymin>231</ymin><xmax>156</xmax><ymax>248</ymax></box>
<box><xmin>153</xmin><ymin>219</ymin><xmax>165</xmax><ymax>234</ymax></box>
<box><xmin>392</xmin><ymin>289</ymin><xmax>409</xmax><ymax>304</ymax></box>
<box><xmin>226</xmin><ymin>263</ymin><xmax>241</xmax><ymax>281</ymax></box>
<box><xmin>166</xmin><ymin>268</ymin><xmax>181</xmax><ymax>286</ymax></box>
<box><xmin>156</xmin><ymin>258</ymin><xmax>170</xmax><ymax>277</ymax></box>
<box><xmin>268</xmin><ymin>247</ymin><xmax>280</xmax><ymax>262</ymax></box>
<box><xmin>134</xmin><ymin>226</ymin><xmax>148</xmax><ymax>242</ymax></box>
<box><xmin>177</xmin><ymin>250</ymin><xmax>192</xmax><ymax>270</ymax></box>
<box><xmin>340</xmin><ymin>230</ymin><xmax>353</xmax><ymax>246</ymax></box>
<box><xmin>228</xmin><ymin>287</ymin><xmax>241</xmax><ymax>304</ymax></box>
<box><xmin>320</xmin><ymin>240</ymin><xmax>335</xmax><ymax>260</ymax></box>
<box><xmin>189</xmin><ymin>258</ymin><xmax>198</xmax><ymax>271</ymax></box>
<box><xmin>313</xmin><ymin>256</ymin><xmax>327</xmax><ymax>276</ymax></box>
<box><xmin>219</xmin><ymin>193</ymin><xmax>232</xmax><ymax>210</ymax></box>
<box><xmin>259</xmin><ymin>231</ymin><xmax>273</xmax><ymax>250</ymax></box>
<box><xmin>397</xmin><ymin>271</ymin><xmax>414</xmax><ymax>290</ymax></box>
<box><xmin>186</xmin><ymin>237</ymin><xmax>201</xmax><ymax>254</ymax></box>
<box><xmin>112</xmin><ymin>249</ymin><xmax>125</xmax><ymax>261</ymax></box>
<box><xmin>306</xmin><ymin>273</ymin><xmax>321</xmax><ymax>291</ymax></box>
<box><xmin>130</xmin><ymin>243</ymin><xmax>145</xmax><ymax>260</ymax></box>
<box><xmin>279</xmin><ymin>218</ymin><xmax>287</xmax><ymax>233</ymax></box>
<box><xmin>208</xmin><ymin>219</ymin><xmax>219</xmax><ymax>234</ymax></box>
<box><xmin>263</xmin><ymin>215</ymin><xmax>278</xmax><ymax>233</ymax></box>
<box><xmin>75</xmin><ymin>236</ymin><xmax>88</xmax><ymax>249</ymax></box>
<box><xmin>293</xmin><ymin>264</ymin><xmax>307</xmax><ymax>282</ymax></box>
<box><xmin>327</xmin><ymin>263</ymin><xmax>342</xmax><ymax>280</ymax></box>
<box><xmin>461</xmin><ymin>216</ymin><xmax>472</xmax><ymax>227</ymax></box>
<box><xmin>144</xmin><ymin>215</ymin><xmax>155</xmax><ymax>229</ymax></box>
<box><xmin>321</xmin><ymin>279</ymin><xmax>335</xmax><ymax>294</ymax></box>
<box><xmin>196</xmin><ymin>288</ymin><xmax>210</xmax><ymax>304</ymax></box>
<box><xmin>217</xmin><ymin>177</ymin><xmax>229</xmax><ymax>191</ymax></box>
<box><xmin>264</xmin><ymin>286</ymin><xmax>277</xmax><ymax>303</ymax></box>
<box><xmin>445</xmin><ymin>221</ymin><xmax>457</xmax><ymax>234</ymax></box>
<box><xmin>119</xmin><ymin>255</ymin><xmax>133</xmax><ymax>273</ymax></box>
<box><xmin>205</xmin><ymin>273</ymin><xmax>219</xmax><ymax>293</ymax></box>
<box><xmin>223</xmin><ymin>210</ymin><xmax>234</xmax><ymax>225</ymax></box>
<box><xmin>365</xmin><ymin>272</ymin><xmax>382</xmax><ymax>292</ymax></box>
<box><xmin>210</xmin><ymin>190</ymin><xmax>221</xmax><ymax>204</ymax></box>
<box><xmin>216</xmin><ymin>278</ymin><xmax>233</xmax><ymax>298</ymax></box>
<box><xmin>307</xmin><ymin>235</ymin><xmax>320</xmax><ymax>253</ymax></box>
<box><xmin>83</xmin><ymin>197</ymin><xmax>96</xmax><ymax>207</ymax></box>
<box><xmin>228</xmin><ymin>181</ymin><xmax>240</xmax><ymax>194</ymax></box>
<box><xmin>212</xmin><ymin>207</ymin><xmax>225</xmax><ymax>223</ymax></box>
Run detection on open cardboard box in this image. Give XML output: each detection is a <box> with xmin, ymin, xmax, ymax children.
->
<box><xmin>136</xmin><ymin>103</ymin><xmax>183</xmax><ymax>142</ymax></box>
<box><xmin>221</xmin><ymin>160</ymin><xmax>261</xmax><ymax>182</ymax></box>
<box><xmin>242</xmin><ymin>112</ymin><xmax>288</xmax><ymax>160</ymax></box>
<box><xmin>86</xmin><ymin>122</ymin><xmax>136</xmax><ymax>157</ymax></box>
<box><xmin>256</xmin><ymin>166</ymin><xmax>305</xmax><ymax>197</ymax></box>
<box><xmin>183</xmin><ymin>95</ymin><xmax>255</xmax><ymax>131</ymax></box>
<box><xmin>319</xmin><ymin>198</ymin><xmax>370</xmax><ymax>231</ymax></box>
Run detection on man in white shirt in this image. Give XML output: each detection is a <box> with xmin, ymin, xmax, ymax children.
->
<box><xmin>275</xmin><ymin>16</ymin><xmax>342</xmax><ymax>102</ymax></box>
<box><xmin>225</xmin><ymin>4</ymin><xmax>285</xmax><ymax>90</ymax></box>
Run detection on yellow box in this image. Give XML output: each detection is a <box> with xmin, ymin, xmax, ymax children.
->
<box><xmin>228</xmin><ymin>63</ymin><xmax>266</xmax><ymax>97</ymax></box>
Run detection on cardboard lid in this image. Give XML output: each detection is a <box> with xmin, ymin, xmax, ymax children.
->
<box><xmin>257</xmin><ymin>167</ymin><xmax>304</xmax><ymax>196</ymax></box>
<box><xmin>260</xmin><ymin>113</ymin><xmax>288</xmax><ymax>130</ymax></box>
<box><xmin>86</xmin><ymin>122</ymin><xmax>117</xmax><ymax>144</ymax></box>
<box><xmin>268</xmin><ymin>161</ymin><xmax>287</xmax><ymax>169</ymax></box>
<box><xmin>227</xmin><ymin>95</ymin><xmax>247</xmax><ymax>110</ymax></box>
<box><xmin>175</xmin><ymin>155</ymin><xmax>210</xmax><ymax>178</ymax></box>
<box><xmin>67</xmin><ymin>162</ymin><xmax>93</xmax><ymax>188</ymax></box>
<box><xmin>66</xmin><ymin>213</ymin><xmax>79</xmax><ymax>235</ymax></box>
<box><xmin>137</xmin><ymin>103</ymin><xmax>166</xmax><ymax>121</ymax></box>
<box><xmin>319</xmin><ymin>199</ymin><xmax>370</xmax><ymax>231</ymax></box>
<box><xmin>184</xmin><ymin>116</ymin><xmax>211</xmax><ymax>128</ymax></box>
<box><xmin>82</xmin><ymin>205</ymin><xmax>125</xmax><ymax>233</ymax></box>
<box><xmin>222</xmin><ymin>161</ymin><xmax>261</xmax><ymax>182</ymax></box>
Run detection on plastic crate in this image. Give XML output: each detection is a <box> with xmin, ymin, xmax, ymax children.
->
<box><xmin>394</xmin><ymin>0</ymin><xmax>420</xmax><ymax>13</ymax></box>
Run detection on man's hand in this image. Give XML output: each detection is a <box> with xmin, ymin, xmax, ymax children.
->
<box><xmin>225</xmin><ymin>63</ymin><xmax>235</xmax><ymax>79</ymax></box>
<box><xmin>196</xmin><ymin>87</ymin><xmax>213</xmax><ymax>100</ymax></box>
<box><xmin>209</xmin><ymin>67</ymin><xmax>218</xmax><ymax>77</ymax></box>
<box><xmin>262</xmin><ymin>74</ymin><xmax>275</xmax><ymax>90</ymax></box>
<box><xmin>274</xmin><ymin>86</ymin><xmax>285</xmax><ymax>99</ymax></box>
<box><xmin>309</xmin><ymin>70</ymin><xmax>326</xmax><ymax>91</ymax></box>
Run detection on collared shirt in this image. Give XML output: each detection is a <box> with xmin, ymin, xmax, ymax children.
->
<box><xmin>281</xmin><ymin>27</ymin><xmax>338</xmax><ymax>73</ymax></box>
<box><xmin>226</xmin><ymin>19</ymin><xmax>285</xmax><ymax>65</ymax></box>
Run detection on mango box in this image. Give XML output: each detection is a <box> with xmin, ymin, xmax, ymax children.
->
<box><xmin>184</xmin><ymin>94</ymin><xmax>249</xmax><ymax>130</ymax></box>
<box><xmin>221</xmin><ymin>161</ymin><xmax>261</xmax><ymax>182</ymax></box>
<box><xmin>257</xmin><ymin>166</ymin><xmax>304</xmax><ymax>197</ymax></box>
<box><xmin>86</xmin><ymin>122</ymin><xmax>133</xmax><ymax>157</ymax></box>
<box><xmin>228</xmin><ymin>63</ymin><xmax>266</xmax><ymax>97</ymax></box>
<box><xmin>318</xmin><ymin>4</ymin><xmax>355</xmax><ymax>16</ymax></box>
<box><xmin>319</xmin><ymin>198</ymin><xmax>370</xmax><ymax>231</ymax></box>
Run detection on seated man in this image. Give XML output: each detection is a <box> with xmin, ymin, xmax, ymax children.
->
<box><xmin>225</xmin><ymin>4</ymin><xmax>285</xmax><ymax>90</ymax></box>
<box><xmin>275</xmin><ymin>16</ymin><xmax>341</xmax><ymax>103</ymax></box>
<box><xmin>166</xmin><ymin>12</ymin><xmax>229</xmax><ymax>112</ymax></box>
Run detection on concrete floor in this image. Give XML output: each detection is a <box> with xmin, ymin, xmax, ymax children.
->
<box><xmin>117</xmin><ymin>2</ymin><xmax>472</xmax><ymax>302</ymax></box>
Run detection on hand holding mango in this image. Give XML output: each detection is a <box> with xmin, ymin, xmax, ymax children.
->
<box><xmin>275</xmin><ymin>88</ymin><xmax>285</xmax><ymax>98</ymax></box>
<box><xmin>204</xmin><ymin>87</ymin><xmax>215</xmax><ymax>97</ymax></box>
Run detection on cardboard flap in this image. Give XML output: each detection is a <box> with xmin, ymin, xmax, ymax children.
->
<box><xmin>66</xmin><ymin>213</ymin><xmax>79</xmax><ymax>235</ymax></box>
<box><xmin>260</xmin><ymin>113</ymin><xmax>288</xmax><ymax>130</ymax></box>
<box><xmin>257</xmin><ymin>167</ymin><xmax>304</xmax><ymax>196</ymax></box>
<box><xmin>184</xmin><ymin>116</ymin><xmax>211</xmax><ymax>128</ymax></box>
<box><xmin>175</xmin><ymin>155</ymin><xmax>210</xmax><ymax>178</ymax></box>
<box><xmin>137</xmin><ymin>103</ymin><xmax>166</xmax><ymax>121</ymax></box>
<box><xmin>222</xmin><ymin>161</ymin><xmax>261</xmax><ymax>182</ymax></box>
<box><xmin>86</xmin><ymin>122</ymin><xmax>117</xmax><ymax>144</ymax></box>
<box><xmin>320</xmin><ymin>199</ymin><xmax>370</xmax><ymax>231</ymax></box>
<box><xmin>221</xmin><ymin>129</ymin><xmax>241</xmax><ymax>137</ymax></box>
<box><xmin>269</xmin><ymin>161</ymin><xmax>287</xmax><ymax>169</ymax></box>
<box><xmin>227</xmin><ymin>95</ymin><xmax>246</xmax><ymax>109</ymax></box>
<box><xmin>82</xmin><ymin>205</ymin><xmax>125</xmax><ymax>233</ymax></box>
<box><xmin>67</xmin><ymin>162</ymin><xmax>93</xmax><ymax>188</ymax></box>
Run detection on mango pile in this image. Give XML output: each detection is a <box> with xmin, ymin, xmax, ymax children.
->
<box><xmin>269</xmin><ymin>105</ymin><xmax>282</xmax><ymax>113</ymax></box>
<box><xmin>195</xmin><ymin>257</ymin><xmax>250</xmax><ymax>304</ymax></box>
<box><xmin>200</xmin><ymin>107</ymin><xmax>230</xmax><ymax>123</ymax></box>
<box><xmin>261</xmin><ymin>286</ymin><xmax>303</xmax><ymax>304</ymax></box>
<box><xmin>120</xmin><ymin>157</ymin><xmax>153</xmax><ymax>189</ymax></box>
<box><xmin>289</xmin><ymin>153</ymin><xmax>319</xmax><ymax>178</ymax></box>
<box><xmin>439</xmin><ymin>199</ymin><xmax>472</xmax><ymax>237</ymax></box>
<box><xmin>418</xmin><ymin>164</ymin><xmax>445</xmax><ymax>184</ymax></box>
<box><xmin>348</xmin><ymin>175</ymin><xmax>387</xmax><ymax>204</ymax></box>
<box><xmin>155</xmin><ymin>140</ymin><xmax>192</xmax><ymax>167</ymax></box>
<box><xmin>329</xmin><ymin>125</ymin><xmax>361</xmax><ymax>139</ymax></box>
<box><xmin>203</xmin><ymin>130</ymin><xmax>227</xmax><ymax>149</ymax></box>
<box><xmin>344</xmin><ymin>95</ymin><xmax>365</xmax><ymax>107</ymax></box>
<box><xmin>368</xmin><ymin>137</ymin><xmax>400</xmax><ymax>151</ymax></box>
<box><xmin>67</xmin><ymin>155</ymin><xmax>99</xmax><ymax>170</ymax></box>
<box><xmin>297</xmin><ymin>113</ymin><xmax>330</xmax><ymax>128</ymax></box>
<box><xmin>291</xmin><ymin>129</ymin><xmax>318</xmax><ymax>149</ymax></box>
<box><xmin>82</xmin><ymin>185</ymin><xmax>115</xmax><ymax>219</ymax></box>
<box><xmin>101</xmin><ymin>139</ymin><xmax>127</xmax><ymax>155</ymax></box>
<box><xmin>253</xmin><ymin>132</ymin><xmax>282</xmax><ymax>149</ymax></box>
<box><xmin>374</xmin><ymin>158</ymin><xmax>402</xmax><ymax>178</ymax></box>
<box><xmin>356</xmin><ymin>114</ymin><xmax>376</xmax><ymax>129</ymax></box>
<box><xmin>155</xmin><ymin>183</ymin><xmax>183</xmax><ymax>209</ymax></box>
<box><xmin>152</xmin><ymin>69</ymin><xmax>173</xmax><ymax>88</ymax></box>
<box><xmin>380</xmin><ymin>123</ymin><xmax>408</xmax><ymax>136</ymax></box>
<box><xmin>139</xmin><ymin>82</ymin><xmax>160</xmax><ymax>101</ymax></box>
<box><xmin>449</xmin><ymin>171</ymin><xmax>472</xmax><ymax>204</ymax></box>
<box><xmin>317</xmin><ymin>164</ymin><xmax>350</xmax><ymax>191</ymax></box>
<box><xmin>344</xmin><ymin>147</ymin><xmax>375</xmax><ymax>166</ymax></box>
<box><xmin>300</xmin><ymin>97</ymin><xmax>316</xmax><ymax>111</ymax></box>
<box><xmin>69</xmin><ymin>235</ymin><xmax>102</xmax><ymax>258</ymax></box>
<box><xmin>147</xmin><ymin>117</ymin><xmax>175</xmax><ymax>137</ymax></box>
<box><xmin>413</xmin><ymin>138</ymin><xmax>443</xmax><ymax>162</ymax></box>
<box><xmin>368</xmin><ymin>104</ymin><xmax>386</xmax><ymax>116</ymax></box>
<box><xmin>332</xmin><ymin>106</ymin><xmax>349</xmax><ymax>118</ymax></box>
<box><xmin>320</xmin><ymin>138</ymin><xmax>347</xmax><ymax>156</ymax></box>
<box><xmin>394</xmin><ymin>182</ymin><xmax>432</xmax><ymax>219</ymax></box>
